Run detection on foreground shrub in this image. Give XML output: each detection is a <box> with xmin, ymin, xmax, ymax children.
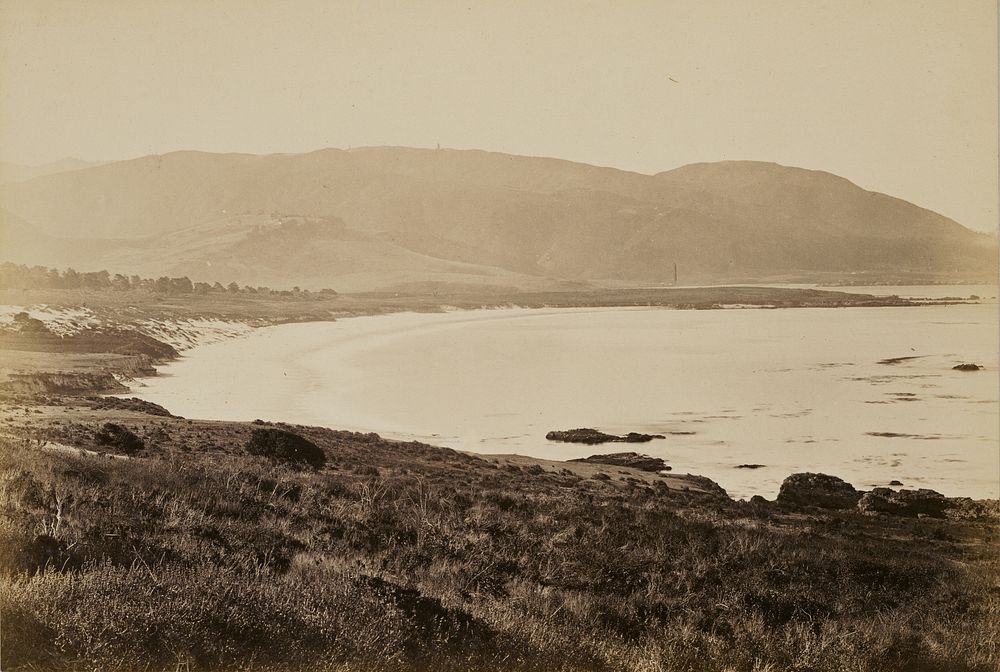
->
<box><xmin>93</xmin><ymin>423</ymin><xmax>144</xmax><ymax>454</ymax></box>
<box><xmin>246</xmin><ymin>428</ymin><xmax>326</xmax><ymax>469</ymax></box>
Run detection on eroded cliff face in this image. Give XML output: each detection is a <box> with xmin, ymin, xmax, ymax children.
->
<box><xmin>0</xmin><ymin>371</ymin><xmax>128</xmax><ymax>396</ymax></box>
<box><xmin>0</xmin><ymin>349</ymin><xmax>161</xmax><ymax>398</ymax></box>
<box><xmin>0</xmin><ymin>313</ymin><xmax>175</xmax><ymax>398</ymax></box>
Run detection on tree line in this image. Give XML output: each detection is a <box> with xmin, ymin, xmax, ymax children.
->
<box><xmin>0</xmin><ymin>263</ymin><xmax>336</xmax><ymax>297</ymax></box>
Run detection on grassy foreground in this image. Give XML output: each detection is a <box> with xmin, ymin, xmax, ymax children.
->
<box><xmin>0</xmin><ymin>399</ymin><xmax>998</xmax><ymax>672</ymax></box>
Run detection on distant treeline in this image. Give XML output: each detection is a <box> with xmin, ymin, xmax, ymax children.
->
<box><xmin>0</xmin><ymin>263</ymin><xmax>337</xmax><ymax>297</ymax></box>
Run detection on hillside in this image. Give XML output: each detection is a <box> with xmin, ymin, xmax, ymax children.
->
<box><xmin>0</xmin><ymin>158</ymin><xmax>107</xmax><ymax>184</ymax></box>
<box><xmin>0</xmin><ymin>148</ymin><xmax>994</xmax><ymax>290</ymax></box>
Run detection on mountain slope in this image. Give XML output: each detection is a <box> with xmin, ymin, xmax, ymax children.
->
<box><xmin>0</xmin><ymin>158</ymin><xmax>109</xmax><ymax>184</ymax></box>
<box><xmin>0</xmin><ymin>148</ymin><xmax>994</xmax><ymax>289</ymax></box>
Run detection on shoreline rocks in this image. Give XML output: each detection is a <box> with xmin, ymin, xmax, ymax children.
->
<box><xmin>570</xmin><ymin>452</ymin><xmax>670</xmax><ymax>472</ymax></box>
<box><xmin>773</xmin><ymin>472</ymin><xmax>956</xmax><ymax>519</ymax></box>
<box><xmin>858</xmin><ymin>488</ymin><xmax>951</xmax><ymax>518</ymax></box>
<box><xmin>776</xmin><ymin>473</ymin><xmax>862</xmax><ymax>509</ymax></box>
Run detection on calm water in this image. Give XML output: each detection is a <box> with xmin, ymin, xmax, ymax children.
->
<box><xmin>133</xmin><ymin>298</ymin><xmax>999</xmax><ymax>499</ymax></box>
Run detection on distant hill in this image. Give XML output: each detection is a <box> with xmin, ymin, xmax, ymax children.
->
<box><xmin>0</xmin><ymin>158</ymin><xmax>108</xmax><ymax>184</ymax></box>
<box><xmin>0</xmin><ymin>147</ymin><xmax>994</xmax><ymax>290</ymax></box>
<box><xmin>0</xmin><ymin>208</ymin><xmax>119</xmax><ymax>269</ymax></box>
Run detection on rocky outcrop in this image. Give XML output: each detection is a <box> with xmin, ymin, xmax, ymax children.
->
<box><xmin>857</xmin><ymin>488</ymin><xmax>951</xmax><ymax>518</ymax></box>
<box><xmin>546</xmin><ymin>428</ymin><xmax>665</xmax><ymax>445</ymax></box>
<box><xmin>776</xmin><ymin>473</ymin><xmax>861</xmax><ymax>509</ymax></box>
<box><xmin>679</xmin><ymin>474</ymin><xmax>730</xmax><ymax>499</ymax></box>
<box><xmin>570</xmin><ymin>452</ymin><xmax>669</xmax><ymax>472</ymax></box>
<box><xmin>952</xmin><ymin>363</ymin><xmax>982</xmax><ymax>371</ymax></box>
<box><xmin>773</xmin><ymin>473</ymin><xmax>960</xmax><ymax>518</ymax></box>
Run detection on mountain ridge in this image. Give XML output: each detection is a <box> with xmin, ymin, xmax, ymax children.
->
<box><xmin>0</xmin><ymin>147</ymin><xmax>994</xmax><ymax>290</ymax></box>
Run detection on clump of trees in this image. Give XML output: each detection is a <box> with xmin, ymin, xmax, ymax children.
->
<box><xmin>0</xmin><ymin>263</ymin><xmax>337</xmax><ymax>298</ymax></box>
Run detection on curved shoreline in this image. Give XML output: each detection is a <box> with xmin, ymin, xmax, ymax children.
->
<box><xmin>2</xmin><ymin>284</ymin><xmax>996</xmax><ymax>501</ymax></box>
<box><xmin>128</xmin><ymin>301</ymin><xmax>999</xmax><ymax>500</ymax></box>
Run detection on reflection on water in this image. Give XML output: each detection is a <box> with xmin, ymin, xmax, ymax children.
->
<box><xmin>134</xmin><ymin>300</ymin><xmax>999</xmax><ymax>500</ymax></box>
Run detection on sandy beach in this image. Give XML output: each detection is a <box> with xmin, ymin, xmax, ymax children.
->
<box><xmin>131</xmin><ymin>299</ymin><xmax>999</xmax><ymax>499</ymax></box>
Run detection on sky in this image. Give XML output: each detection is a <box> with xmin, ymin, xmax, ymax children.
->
<box><xmin>0</xmin><ymin>0</ymin><xmax>996</xmax><ymax>232</ymax></box>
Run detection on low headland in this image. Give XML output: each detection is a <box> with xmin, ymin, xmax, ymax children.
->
<box><xmin>1</xmin><ymin>270</ymin><xmax>997</xmax><ymax>672</ymax></box>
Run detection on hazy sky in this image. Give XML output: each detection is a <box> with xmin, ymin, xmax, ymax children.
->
<box><xmin>0</xmin><ymin>0</ymin><xmax>996</xmax><ymax>231</ymax></box>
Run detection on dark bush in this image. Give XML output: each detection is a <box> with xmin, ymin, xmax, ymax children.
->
<box><xmin>93</xmin><ymin>423</ymin><xmax>144</xmax><ymax>454</ymax></box>
<box><xmin>245</xmin><ymin>428</ymin><xmax>325</xmax><ymax>469</ymax></box>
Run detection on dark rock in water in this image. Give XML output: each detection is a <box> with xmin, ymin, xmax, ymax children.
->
<box><xmin>749</xmin><ymin>495</ymin><xmax>769</xmax><ymax>506</ymax></box>
<box><xmin>858</xmin><ymin>488</ymin><xmax>951</xmax><ymax>518</ymax></box>
<box><xmin>889</xmin><ymin>480</ymin><xmax>904</xmax><ymax>486</ymax></box>
<box><xmin>776</xmin><ymin>473</ymin><xmax>861</xmax><ymax>509</ymax></box>
<box><xmin>547</xmin><ymin>428</ymin><xmax>665</xmax><ymax>444</ymax></box>
<box><xmin>953</xmin><ymin>363</ymin><xmax>982</xmax><ymax>371</ymax></box>
<box><xmin>736</xmin><ymin>464</ymin><xmax>766</xmax><ymax>469</ymax></box>
<box><xmin>623</xmin><ymin>432</ymin><xmax>667</xmax><ymax>443</ymax></box>
<box><xmin>878</xmin><ymin>355</ymin><xmax>924</xmax><ymax>365</ymax></box>
<box><xmin>546</xmin><ymin>428</ymin><xmax>622</xmax><ymax>444</ymax></box>
<box><xmin>570</xmin><ymin>452</ymin><xmax>669</xmax><ymax>472</ymax></box>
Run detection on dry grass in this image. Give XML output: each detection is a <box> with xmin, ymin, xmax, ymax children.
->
<box><xmin>0</xmin><ymin>407</ymin><xmax>997</xmax><ymax>671</ymax></box>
